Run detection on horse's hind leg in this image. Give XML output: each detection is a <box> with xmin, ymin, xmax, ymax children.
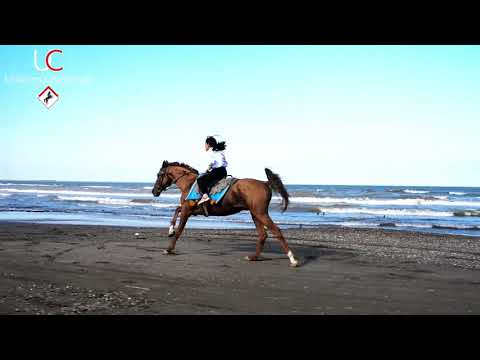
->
<box><xmin>245</xmin><ymin>214</ymin><xmax>268</xmax><ymax>261</ymax></box>
<box><xmin>254</xmin><ymin>213</ymin><xmax>299</xmax><ymax>267</ymax></box>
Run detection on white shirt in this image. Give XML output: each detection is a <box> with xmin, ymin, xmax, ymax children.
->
<box><xmin>206</xmin><ymin>149</ymin><xmax>228</xmax><ymax>170</ymax></box>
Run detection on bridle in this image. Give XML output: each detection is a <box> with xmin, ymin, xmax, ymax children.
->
<box><xmin>157</xmin><ymin>167</ymin><xmax>192</xmax><ymax>192</ymax></box>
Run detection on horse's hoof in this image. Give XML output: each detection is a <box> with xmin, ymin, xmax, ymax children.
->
<box><xmin>245</xmin><ymin>255</ymin><xmax>258</xmax><ymax>261</ymax></box>
<box><xmin>168</xmin><ymin>232</ymin><xmax>175</xmax><ymax>238</ymax></box>
<box><xmin>163</xmin><ymin>249</ymin><xmax>176</xmax><ymax>255</ymax></box>
<box><xmin>289</xmin><ymin>261</ymin><xmax>300</xmax><ymax>268</ymax></box>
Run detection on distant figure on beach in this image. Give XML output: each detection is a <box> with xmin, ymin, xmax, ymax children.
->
<box><xmin>197</xmin><ymin>136</ymin><xmax>228</xmax><ymax>205</ymax></box>
<box><xmin>44</xmin><ymin>91</ymin><xmax>53</xmax><ymax>105</ymax></box>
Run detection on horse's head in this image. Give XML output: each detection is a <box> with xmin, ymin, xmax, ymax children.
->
<box><xmin>152</xmin><ymin>160</ymin><xmax>173</xmax><ymax>197</ymax></box>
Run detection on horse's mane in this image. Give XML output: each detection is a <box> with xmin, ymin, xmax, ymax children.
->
<box><xmin>166</xmin><ymin>162</ymin><xmax>199</xmax><ymax>175</ymax></box>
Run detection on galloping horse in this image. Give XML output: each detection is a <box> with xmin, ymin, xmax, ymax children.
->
<box><xmin>152</xmin><ymin>160</ymin><xmax>299</xmax><ymax>267</ymax></box>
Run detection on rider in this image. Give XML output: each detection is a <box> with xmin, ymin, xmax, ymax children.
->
<box><xmin>197</xmin><ymin>136</ymin><xmax>228</xmax><ymax>205</ymax></box>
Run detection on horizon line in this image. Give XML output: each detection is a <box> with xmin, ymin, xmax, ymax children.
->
<box><xmin>0</xmin><ymin>179</ymin><xmax>478</xmax><ymax>188</ymax></box>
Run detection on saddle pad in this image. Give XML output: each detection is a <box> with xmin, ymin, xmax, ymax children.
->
<box><xmin>185</xmin><ymin>176</ymin><xmax>237</xmax><ymax>203</ymax></box>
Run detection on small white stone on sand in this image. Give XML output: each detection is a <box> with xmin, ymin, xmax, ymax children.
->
<box><xmin>134</xmin><ymin>233</ymin><xmax>140</xmax><ymax>236</ymax></box>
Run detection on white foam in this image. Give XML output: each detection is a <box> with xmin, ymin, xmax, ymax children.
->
<box><xmin>156</xmin><ymin>193</ymin><xmax>181</xmax><ymax>198</ymax></box>
<box><xmin>317</xmin><ymin>207</ymin><xmax>452</xmax><ymax>217</ymax></box>
<box><xmin>0</xmin><ymin>193</ymin><xmax>11</xmax><ymax>197</ymax></box>
<box><xmin>144</xmin><ymin>186</ymin><xmax>153</xmax><ymax>189</ymax></box>
<box><xmin>152</xmin><ymin>203</ymin><xmax>177</xmax><ymax>208</ymax></box>
<box><xmin>449</xmin><ymin>192</ymin><xmax>466</xmax><ymax>195</ymax></box>
<box><xmin>57</xmin><ymin>195</ymin><xmax>102</xmax><ymax>202</ymax></box>
<box><xmin>0</xmin><ymin>188</ymin><xmax>153</xmax><ymax>198</ymax></box>
<box><xmin>82</xmin><ymin>186</ymin><xmax>112</xmax><ymax>189</ymax></box>
<box><xmin>340</xmin><ymin>222</ymin><xmax>433</xmax><ymax>229</ymax></box>
<box><xmin>394</xmin><ymin>223</ymin><xmax>432</xmax><ymax>228</ymax></box>
<box><xmin>338</xmin><ymin>221</ymin><xmax>374</xmax><ymax>228</ymax></box>
<box><xmin>97</xmin><ymin>198</ymin><xmax>143</xmax><ymax>206</ymax></box>
<box><xmin>272</xmin><ymin>196</ymin><xmax>480</xmax><ymax>208</ymax></box>
<box><xmin>404</xmin><ymin>189</ymin><xmax>429</xmax><ymax>194</ymax></box>
<box><xmin>434</xmin><ymin>196</ymin><xmax>448</xmax><ymax>200</ymax></box>
<box><xmin>56</xmin><ymin>195</ymin><xmax>177</xmax><ymax>208</ymax></box>
<box><xmin>0</xmin><ymin>183</ymin><xmax>58</xmax><ymax>187</ymax></box>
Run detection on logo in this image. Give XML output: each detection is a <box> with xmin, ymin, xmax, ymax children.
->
<box><xmin>38</xmin><ymin>86</ymin><xmax>59</xmax><ymax>109</ymax></box>
<box><xmin>34</xmin><ymin>49</ymin><xmax>63</xmax><ymax>72</ymax></box>
<box><xmin>34</xmin><ymin>48</ymin><xmax>63</xmax><ymax>109</ymax></box>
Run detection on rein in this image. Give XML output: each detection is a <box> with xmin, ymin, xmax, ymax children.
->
<box><xmin>172</xmin><ymin>172</ymin><xmax>190</xmax><ymax>184</ymax></box>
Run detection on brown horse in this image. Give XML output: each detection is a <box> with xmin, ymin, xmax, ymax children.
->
<box><xmin>152</xmin><ymin>160</ymin><xmax>299</xmax><ymax>267</ymax></box>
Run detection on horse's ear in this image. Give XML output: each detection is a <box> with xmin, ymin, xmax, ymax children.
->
<box><xmin>162</xmin><ymin>160</ymin><xmax>169</xmax><ymax>168</ymax></box>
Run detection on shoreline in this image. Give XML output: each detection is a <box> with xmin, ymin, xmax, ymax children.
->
<box><xmin>1</xmin><ymin>222</ymin><xmax>480</xmax><ymax>314</ymax></box>
<box><xmin>1</xmin><ymin>217</ymin><xmax>479</xmax><ymax>239</ymax></box>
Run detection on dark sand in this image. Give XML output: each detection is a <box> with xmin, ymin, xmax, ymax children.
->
<box><xmin>0</xmin><ymin>222</ymin><xmax>479</xmax><ymax>314</ymax></box>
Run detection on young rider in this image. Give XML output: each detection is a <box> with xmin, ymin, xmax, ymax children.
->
<box><xmin>197</xmin><ymin>136</ymin><xmax>228</xmax><ymax>205</ymax></box>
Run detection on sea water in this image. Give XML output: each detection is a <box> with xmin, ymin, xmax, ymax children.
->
<box><xmin>1</xmin><ymin>181</ymin><xmax>479</xmax><ymax>237</ymax></box>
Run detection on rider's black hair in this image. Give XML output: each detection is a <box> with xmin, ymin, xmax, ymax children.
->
<box><xmin>206</xmin><ymin>136</ymin><xmax>226</xmax><ymax>151</ymax></box>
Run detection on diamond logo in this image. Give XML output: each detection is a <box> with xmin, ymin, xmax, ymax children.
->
<box><xmin>38</xmin><ymin>86</ymin><xmax>59</xmax><ymax>109</ymax></box>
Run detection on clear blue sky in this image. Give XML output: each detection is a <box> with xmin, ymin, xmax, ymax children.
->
<box><xmin>1</xmin><ymin>45</ymin><xmax>479</xmax><ymax>186</ymax></box>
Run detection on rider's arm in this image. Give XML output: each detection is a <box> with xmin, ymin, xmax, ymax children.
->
<box><xmin>206</xmin><ymin>150</ymin><xmax>215</xmax><ymax>172</ymax></box>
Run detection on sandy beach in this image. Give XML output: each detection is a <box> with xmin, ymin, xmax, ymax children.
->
<box><xmin>0</xmin><ymin>222</ymin><xmax>479</xmax><ymax>315</ymax></box>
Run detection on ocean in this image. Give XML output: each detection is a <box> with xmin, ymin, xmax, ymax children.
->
<box><xmin>0</xmin><ymin>180</ymin><xmax>479</xmax><ymax>237</ymax></box>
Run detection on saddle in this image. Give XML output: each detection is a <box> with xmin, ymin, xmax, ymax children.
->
<box><xmin>185</xmin><ymin>176</ymin><xmax>238</xmax><ymax>205</ymax></box>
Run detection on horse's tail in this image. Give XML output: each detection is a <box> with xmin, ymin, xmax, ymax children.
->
<box><xmin>265</xmin><ymin>168</ymin><xmax>289</xmax><ymax>212</ymax></box>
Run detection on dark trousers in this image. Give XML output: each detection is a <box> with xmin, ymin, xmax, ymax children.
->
<box><xmin>197</xmin><ymin>167</ymin><xmax>227</xmax><ymax>195</ymax></box>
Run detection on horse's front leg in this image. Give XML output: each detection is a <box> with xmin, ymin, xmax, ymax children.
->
<box><xmin>168</xmin><ymin>206</ymin><xmax>181</xmax><ymax>237</ymax></box>
<box><xmin>164</xmin><ymin>203</ymin><xmax>193</xmax><ymax>254</ymax></box>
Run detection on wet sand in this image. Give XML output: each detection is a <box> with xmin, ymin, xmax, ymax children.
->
<box><xmin>0</xmin><ymin>222</ymin><xmax>479</xmax><ymax>314</ymax></box>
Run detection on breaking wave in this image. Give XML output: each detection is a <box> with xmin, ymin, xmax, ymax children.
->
<box><xmin>316</xmin><ymin>207</ymin><xmax>452</xmax><ymax>217</ymax></box>
<box><xmin>272</xmin><ymin>196</ymin><xmax>480</xmax><ymax>207</ymax></box>
<box><xmin>0</xmin><ymin>183</ymin><xmax>59</xmax><ymax>187</ymax></box>
<box><xmin>0</xmin><ymin>188</ymin><xmax>152</xmax><ymax>198</ymax></box>
<box><xmin>403</xmin><ymin>189</ymin><xmax>430</xmax><ymax>194</ymax></box>
<box><xmin>56</xmin><ymin>195</ymin><xmax>177</xmax><ymax>207</ymax></box>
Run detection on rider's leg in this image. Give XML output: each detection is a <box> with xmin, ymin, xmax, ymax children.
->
<box><xmin>198</xmin><ymin>167</ymin><xmax>227</xmax><ymax>205</ymax></box>
<box><xmin>197</xmin><ymin>172</ymin><xmax>213</xmax><ymax>204</ymax></box>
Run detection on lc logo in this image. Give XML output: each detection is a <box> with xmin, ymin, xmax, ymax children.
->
<box><xmin>34</xmin><ymin>49</ymin><xmax>63</xmax><ymax>72</ymax></box>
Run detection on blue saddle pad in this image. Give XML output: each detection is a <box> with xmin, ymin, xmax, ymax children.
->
<box><xmin>185</xmin><ymin>176</ymin><xmax>237</xmax><ymax>204</ymax></box>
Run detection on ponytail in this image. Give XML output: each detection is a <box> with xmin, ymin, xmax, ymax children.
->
<box><xmin>206</xmin><ymin>136</ymin><xmax>227</xmax><ymax>151</ymax></box>
<box><xmin>214</xmin><ymin>141</ymin><xmax>226</xmax><ymax>151</ymax></box>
